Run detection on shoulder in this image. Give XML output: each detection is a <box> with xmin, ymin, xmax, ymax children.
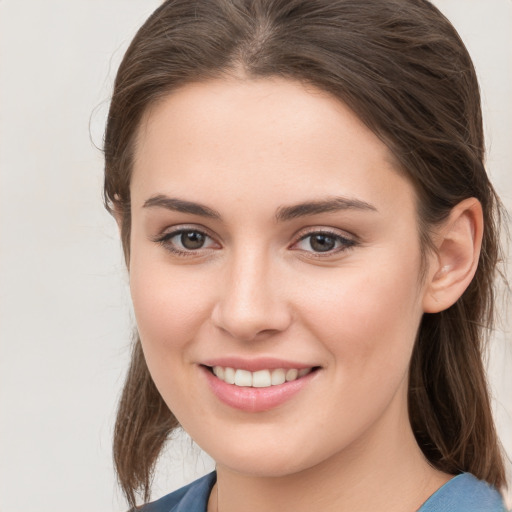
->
<box><xmin>136</xmin><ymin>472</ymin><xmax>216</xmax><ymax>512</ymax></box>
<box><xmin>419</xmin><ymin>473</ymin><xmax>507</xmax><ymax>512</ymax></box>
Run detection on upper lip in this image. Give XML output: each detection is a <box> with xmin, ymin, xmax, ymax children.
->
<box><xmin>200</xmin><ymin>357</ymin><xmax>318</xmax><ymax>372</ymax></box>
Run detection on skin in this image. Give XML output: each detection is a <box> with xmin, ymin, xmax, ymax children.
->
<box><xmin>127</xmin><ymin>77</ymin><xmax>482</xmax><ymax>512</ymax></box>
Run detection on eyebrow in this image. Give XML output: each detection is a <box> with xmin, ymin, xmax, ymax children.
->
<box><xmin>275</xmin><ymin>197</ymin><xmax>377</xmax><ymax>222</ymax></box>
<box><xmin>143</xmin><ymin>195</ymin><xmax>222</xmax><ymax>219</ymax></box>
<box><xmin>143</xmin><ymin>194</ymin><xmax>377</xmax><ymax>222</ymax></box>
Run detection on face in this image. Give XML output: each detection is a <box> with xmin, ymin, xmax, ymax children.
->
<box><xmin>128</xmin><ymin>77</ymin><xmax>430</xmax><ymax>477</ymax></box>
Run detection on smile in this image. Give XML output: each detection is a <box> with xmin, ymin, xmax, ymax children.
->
<box><xmin>202</xmin><ymin>363</ymin><xmax>320</xmax><ymax>412</ymax></box>
<box><xmin>211</xmin><ymin>366</ymin><xmax>314</xmax><ymax>388</ymax></box>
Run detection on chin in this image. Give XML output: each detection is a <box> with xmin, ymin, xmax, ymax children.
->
<box><xmin>204</xmin><ymin>436</ymin><xmax>331</xmax><ymax>478</ymax></box>
<box><xmin>217</xmin><ymin>456</ymin><xmax>310</xmax><ymax>478</ymax></box>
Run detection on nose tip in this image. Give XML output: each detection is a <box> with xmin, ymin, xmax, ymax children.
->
<box><xmin>211</xmin><ymin>300</ymin><xmax>290</xmax><ymax>342</ymax></box>
<box><xmin>210</xmin><ymin>261</ymin><xmax>292</xmax><ymax>342</ymax></box>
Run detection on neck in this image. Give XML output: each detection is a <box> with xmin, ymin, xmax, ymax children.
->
<box><xmin>210</xmin><ymin>394</ymin><xmax>451</xmax><ymax>512</ymax></box>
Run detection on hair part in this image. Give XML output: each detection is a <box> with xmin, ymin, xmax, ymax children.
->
<box><xmin>104</xmin><ymin>0</ymin><xmax>506</xmax><ymax>507</ymax></box>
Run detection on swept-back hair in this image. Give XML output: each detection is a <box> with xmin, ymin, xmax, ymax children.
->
<box><xmin>103</xmin><ymin>0</ymin><xmax>506</xmax><ymax>507</ymax></box>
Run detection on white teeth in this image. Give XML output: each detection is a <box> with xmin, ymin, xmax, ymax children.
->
<box><xmin>213</xmin><ymin>366</ymin><xmax>224</xmax><ymax>379</ymax></box>
<box><xmin>285</xmin><ymin>368</ymin><xmax>298</xmax><ymax>381</ymax></box>
<box><xmin>211</xmin><ymin>366</ymin><xmax>313</xmax><ymax>387</ymax></box>
<box><xmin>224</xmin><ymin>367</ymin><xmax>236</xmax><ymax>384</ymax></box>
<box><xmin>234</xmin><ymin>369</ymin><xmax>252</xmax><ymax>387</ymax></box>
<box><xmin>252</xmin><ymin>370</ymin><xmax>271</xmax><ymax>388</ymax></box>
<box><xmin>271</xmin><ymin>368</ymin><xmax>286</xmax><ymax>385</ymax></box>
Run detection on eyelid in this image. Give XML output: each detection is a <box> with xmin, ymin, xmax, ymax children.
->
<box><xmin>292</xmin><ymin>225</ymin><xmax>357</xmax><ymax>243</ymax></box>
<box><xmin>152</xmin><ymin>224</ymin><xmax>357</xmax><ymax>257</ymax></box>
<box><xmin>290</xmin><ymin>227</ymin><xmax>358</xmax><ymax>256</ymax></box>
<box><xmin>152</xmin><ymin>224</ymin><xmax>221</xmax><ymax>255</ymax></box>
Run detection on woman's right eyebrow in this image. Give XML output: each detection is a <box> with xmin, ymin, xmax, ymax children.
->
<box><xmin>143</xmin><ymin>194</ymin><xmax>378</xmax><ymax>222</ymax></box>
<box><xmin>143</xmin><ymin>194</ymin><xmax>222</xmax><ymax>219</ymax></box>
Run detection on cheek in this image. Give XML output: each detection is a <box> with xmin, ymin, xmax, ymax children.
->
<box><xmin>129</xmin><ymin>254</ymin><xmax>213</xmax><ymax>360</ymax></box>
<box><xmin>287</xmin><ymin>259</ymin><xmax>424</xmax><ymax>446</ymax></box>
<box><xmin>128</xmin><ymin>257</ymin><xmax>217</xmax><ymax>422</ymax></box>
<box><xmin>297</xmin><ymin>256</ymin><xmax>424</xmax><ymax>373</ymax></box>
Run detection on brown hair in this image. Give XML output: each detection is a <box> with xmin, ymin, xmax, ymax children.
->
<box><xmin>103</xmin><ymin>0</ymin><xmax>506</xmax><ymax>507</ymax></box>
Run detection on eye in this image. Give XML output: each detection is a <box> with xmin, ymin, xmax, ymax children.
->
<box><xmin>154</xmin><ymin>228</ymin><xmax>219</xmax><ymax>255</ymax></box>
<box><xmin>177</xmin><ymin>230</ymin><xmax>207</xmax><ymax>250</ymax></box>
<box><xmin>293</xmin><ymin>230</ymin><xmax>356</xmax><ymax>255</ymax></box>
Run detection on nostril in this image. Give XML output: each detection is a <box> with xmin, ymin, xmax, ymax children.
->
<box><xmin>210</xmin><ymin>292</ymin><xmax>293</xmax><ymax>342</ymax></box>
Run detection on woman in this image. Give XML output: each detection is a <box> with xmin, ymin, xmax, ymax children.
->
<box><xmin>103</xmin><ymin>0</ymin><xmax>508</xmax><ymax>510</ymax></box>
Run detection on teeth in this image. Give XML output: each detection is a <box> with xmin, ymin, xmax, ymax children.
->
<box><xmin>234</xmin><ymin>369</ymin><xmax>252</xmax><ymax>387</ymax></box>
<box><xmin>213</xmin><ymin>366</ymin><xmax>224</xmax><ymax>380</ymax></box>
<box><xmin>271</xmin><ymin>368</ymin><xmax>286</xmax><ymax>385</ymax></box>
<box><xmin>212</xmin><ymin>366</ymin><xmax>313</xmax><ymax>388</ymax></box>
<box><xmin>252</xmin><ymin>370</ymin><xmax>271</xmax><ymax>388</ymax></box>
<box><xmin>224</xmin><ymin>367</ymin><xmax>236</xmax><ymax>384</ymax></box>
<box><xmin>285</xmin><ymin>368</ymin><xmax>298</xmax><ymax>381</ymax></box>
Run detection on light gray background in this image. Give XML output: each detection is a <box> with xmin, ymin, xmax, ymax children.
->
<box><xmin>0</xmin><ymin>1</ymin><xmax>510</xmax><ymax>511</ymax></box>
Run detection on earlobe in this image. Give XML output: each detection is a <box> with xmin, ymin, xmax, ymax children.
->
<box><xmin>422</xmin><ymin>198</ymin><xmax>483</xmax><ymax>313</ymax></box>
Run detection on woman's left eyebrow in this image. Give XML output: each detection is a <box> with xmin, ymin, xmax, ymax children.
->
<box><xmin>275</xmin><ymin>197</ymin><xmax>377</xmax><ymax>222</ymax></box>
<box><xmin>142</xmin><ymin>194</ymin><xmax>377</xmax><ymax>222</ymax></box>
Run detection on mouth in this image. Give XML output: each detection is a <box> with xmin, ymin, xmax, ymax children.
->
<box><xmin>204</xmin><ymin>365</ymin><xmax>319</xmax><ymax>388</ymax></box>
<box><xmin>200</xmin><ymin>359</ymin><xmax>322</xmax><ymax>412</ymax></box>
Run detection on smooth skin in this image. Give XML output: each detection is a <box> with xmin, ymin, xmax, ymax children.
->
<box><xmin>125</xmin><ymin>77</ymin><xmax>483</xmax><ymax>512</ymax></box>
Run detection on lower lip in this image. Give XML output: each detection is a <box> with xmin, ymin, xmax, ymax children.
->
<box><xmin>201</xmin><ymin>366</ymin><xmax>317</xmax><ymax>412</ymax></box>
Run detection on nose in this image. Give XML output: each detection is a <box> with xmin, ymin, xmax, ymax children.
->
<box><xmin>211</xmin><ymin>248</ymin><xmax>292</xmax><ymax>342</ymax></box>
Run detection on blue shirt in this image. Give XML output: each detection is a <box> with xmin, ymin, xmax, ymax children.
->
<box><xmin>139</xmin><ymin>472</ymin><xmax>507</xmax><ymax>512</ymax></box>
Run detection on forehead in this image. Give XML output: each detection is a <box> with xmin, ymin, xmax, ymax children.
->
<box><xmin>131</xmin><ymin>77</ymin><xmax>415</xmax><ymax>216</ymax></box>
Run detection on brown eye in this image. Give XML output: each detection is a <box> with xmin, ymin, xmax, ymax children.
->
<box><xmin>309</xmin><ymin>234</ymin><xmax>336</xmax><ymax>252</ymax></box>
<box><xmin>293</xmin><ymin>230</ymin><xmax>356</xmax><ymax>255</ymax></box>
<box><xmin>154</xmin><ymin>228</ymin><xmax>219</xmax><ymax>255</ymax></box>
<box><xmin>180</xmin><ymin>231</ymin><xmax>205</xmax><ymax>250</ymax></box>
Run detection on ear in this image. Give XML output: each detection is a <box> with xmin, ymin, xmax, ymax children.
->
<box><xmin>422</xmin><ymin>198</ymin><xmax>483</xmax><ymax>313</ymax></box>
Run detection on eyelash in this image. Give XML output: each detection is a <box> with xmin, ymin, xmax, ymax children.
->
<box><xmin>153</xmin><ymin>227</ymin><xmax>357</xmax><ymax>258</ymax></box>
<box><xmin>153</xmin><ymin>227</ymin><xmax>218</xmax><ymax>256</ymax></box>
<box><xmin>293</xmin><ymin>230</ymin><xmax>357</xmax><ymax>257</ymax></box>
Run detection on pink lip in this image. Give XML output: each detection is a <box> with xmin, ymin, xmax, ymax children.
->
<box><xmin>200</xmin><ymin>365</ymin><xmax>318</xmax><ymax>413</ymax></box>
<box><xmin>201</xmin><ymin>357</ymin><xmax>314</xmax><ymax>372</ymax></box>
